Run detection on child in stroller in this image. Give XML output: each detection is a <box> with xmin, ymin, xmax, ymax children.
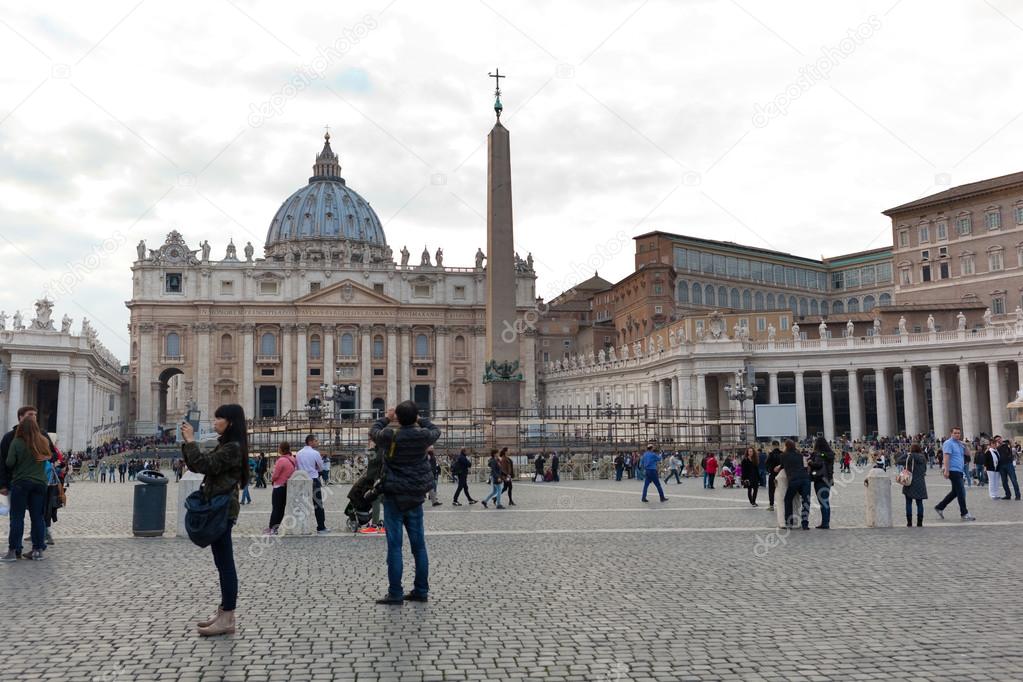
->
<box><xmin>345</xmin><ymin>443</ymin><xmax>386</xmax><ymax>534</ymax></box>
<box><xmin>720</xmin><ymin>464</ymin><xmax>737</xmax><ymax>488</ymax></box>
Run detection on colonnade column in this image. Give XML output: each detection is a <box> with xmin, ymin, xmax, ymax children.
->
<box><xmin>54</xmin><ymin>370</ymin><xmax>71</xmax><ymax>447</ymax></box>
<box><xmin>7</xmin><ymin>368</ymin><xmax>23</xmax><ymax>428</ymax></box>
<box><xmin>847</xmin><ymin>370</ymin><xmax>863</xmax><ymax>440</ymax></box>
<box><xmin>989</xmin><ymin>361</ymin><xmax>1006</xmax><ymax>437</ymax></box>
<box><xmin>902</xmin><ymin>366</ymin><xmax>919</xmax><ymax>436</ymax></box>
<box><xmin>385</xmin><ymin>325</ymin><xmax>397</xmax><ymax>408</ymax></box>
<box><xmin>768</xmin><ymin>372</ymin><xmax>779</xmax><ymax>405</ymax></box>
<box><xmin>875</xmin><ymin>368</ymin><xmax>891</xmax><ymax>437</ymax></box>
<box><xmin>930</xmin><ymin>365</ymin><xmax>948</xmax><ymax>439</ymax></box>
<box><xmin>296</xmin><ymin>324</ymin><xmax>308</xmax><ymax>410</ymax></box>
<box><xmin>399</xmin><ymin>325</ymin><xmax>411</xmax><ymax>405</ymax></box>
<box><xmin>958</xmin><ymin>363</ymin><xmax>978</xmax><ymax>439</ymax></box>
<box><xmin>434</xmin><ymin>326</ymin><xmax>448</xmax><ymax>412</ymax></box>
<box><xmin>359</xmin><ymin>325</ymin><xmax>372</xmax><ymax>412</ymax></box>
<box><xmin>794</xmin><ymin>371</ymin><xmax>807</xmax><ymax>438</ymax></box>
<box><xmin>281</xmin><ymin>324</ymin><xmax>293</xmax><ymax>415</ymax></box>
<box><xmin>73</xmin><ymin>372</ymin><xmax>90</xmax><ymax>450</ymax></box>
<box><xmin>820</xmin><ymin>371</ymin><xmax>834</xmax><ymax>442</ymax></box>
<box><xmin>241</xmin><ymin>325</ymin><xmax>254</xmax><ymax>419</ymax></box>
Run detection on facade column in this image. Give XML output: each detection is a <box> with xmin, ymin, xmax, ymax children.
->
<box><xmin>902</xmin><ymin>366</ymin><xmax>919</xmax><ymax>436</ymax></box>
<box><xmin>958</xmin><ymin>363</ymin><xmax>978</xmax><ymax>439</ymax></box>
<box><xmin>930</xmin><ymin>365</ymin><xmax>948</xmax><ymax>439</ymax></box>
<box><xmin>650</xmin><ymin>380</ymin><xmax>660</xmax><ymax>410</ymax></box>
<box><xmin>434</xmin><ymin>326</ymin><xmax>448</xmax><ymax>413</ymax></box>
<box><xmin>385</xmin><ymin>325</ymin><xmax>397</xmax><ymax>408</ymax></box>
<box><xmin>296</xmin><ymin>323</ymin><xmax>308</xmax><ymax>410</ymax></box>
<box><xmin>281</xmin><ymin>324</ymin><xmax>293</xmax><ymax>415</ymax></box>
<box><xmin>696</xmin><ymin>374</ymin><xmax>707</xmax><ymax>411</ymax></box>
<box><xmin>847</xmin><ymin>369</ymin><xmax>863</xmax><ymax>441</ymax></box>
<box><xmin>670</xmin><ymin>376</ymin><xmax>680</xmax><ymax>411</ymax></box>
<box><xmin>322</xmin><ymin>328</ymin><xmax>334</xmax><ymax>393</ymax></box>
<box><xmin>151</xmin><ymin>381</ymin><xmax>161</xmax><ymax>428</ymax></box>
<box><xmin>136</xmin><ymin>323</ymin><xmax>155</xmax><ymax>432</ymax></box>
<box><xmin>359</xmin><ymin>325</ymin><xmax>372</xmax><ymax>412</ymax></box>
<box><xmin>768</xmin><ymin>372</ymin><xmax>779</xmax><ymax>405</ymax></box>
<box><xmin>989</xmin><ymin>361</ymin><xmax>1006</xmax><ymax>437</ymax></box>
<box><xmin>820</xmin><ymin>370</ymin><xmax>834</xmax><ymax>442</ymax></box>
<box><xmin>794</xmin><ymin>371</ymin><xmax>807</xmax><ymax>438</ymax></box>
<box><xmin>241</xmin><ymin>326</ymin><xmax>254</xmax><ymax>420</ymax></box>
<box><xmin>399</xmin><ymin>325</ymin><xmax>411</xmax><ymax>405</ymax></box>
<box><xmin>7</xmin><ymin>368</ymin><xmax>23</xmax><ymax>428</ymax></box>
<box><xmin>875</xmin><ymin>368</ymin><xmax>891</xmax><ymax>437</ymax></box>
<box><xmin>56</xmin><ymin>371</ymin><xmax>72</xmax><ymax>448</ymax></box>
<box><xmin>194</xmin><ymin>323</ymin><xmax>212</xmax><ymax>426</ymax></box>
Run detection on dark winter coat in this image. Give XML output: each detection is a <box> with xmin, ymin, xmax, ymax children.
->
<box><xmin>898</xmin><ymin>450</ymin><xmax>928</xmax><ymax>500</ymax></box>
<box><xmin>181</xmin><ymin>439</ymin><xmax>246</xmax><ymax>521</ymax></box>
<box><xmin>370</xmin><ymin>417</ymin><xmax>441</xmax><ymax>511</ymax></box>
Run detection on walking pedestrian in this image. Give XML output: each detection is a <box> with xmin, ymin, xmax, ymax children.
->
<box><xmin>740</xmin><ymin>447</ymin><xmax>759</xmax><ymax>507</ymax></box>
<box><xmin>934</xmin><ymin>427</ymin><xmax>976</xmax><ymax>521</ymax></box>
<box><xmin>296</xmin><ymin>435</ymin><xmax>329</xmax><ymax>534</ymax></box>
<box><xmin>481</xmin><ymin>449</ymin><xmax>505</xmax><ymax>509</ymax></box>
<box><xmin>265</xmin><ymin>442</ymin><xmax>297</xmax><ymax>535</ymax></box>
<box><xmin>640</xmin><ymin>443</ymin><xmax>668</xmax><ymax>503</ymax></box>
<box><xmin>663</xmin><ymin>453</ymin><xmax>682</xmax><ymax>485</ymax></box>
<box><xmin>369</xmin><ymin>401</ymin><xmax>440</xmax><ymax>605</ymax></box>
<box><xmin>451</xmin><ymin>448</ymin><xmax>476</xmax><ymax>506</ymax></box>
<box><xmin>765</xmin><ymin>441</ymin><xmax>782</xmax><ymax>511</ymax></box>
<box><xmin>808</xmin><ymin>437</ymin><xmax>833</xmax><ymax>529</ymax></box>
<box><xmin>533</xmin><ymin>453</ymin><xmax>545</xmax><ymax>482</ymax></box>
<box><xmin>899</xmin><ymin>443</ymin><xmax>927</xmax><ymax>527</ymax></box>
<box><xmin>181</xmin><ymin>403</ymin><xmax>249</xmax><ymax>636</ymax></box>
<box><xmin>499</xmin><ymin>447</ymin><xmax>516</xmax><ymax>506</ymax></box>
<box><xmin>704</xmin><ymin>454</ymin><xmax>718</xmax><ymax>489</ymax></box>
<box><xmin>426</xmin><ymin>447</ymin><xmax>442</xmax><ymax>507</ymax></box>
<box><xmin>777</xmin><ymin>440</ymin><xmax>811</xmax><ymax>530</ymax></box>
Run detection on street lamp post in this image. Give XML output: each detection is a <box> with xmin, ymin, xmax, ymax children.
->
<box><xmin>723</xmin><ymin>367</ymin><xmax>758</xmax><ymax>445</ymax></box>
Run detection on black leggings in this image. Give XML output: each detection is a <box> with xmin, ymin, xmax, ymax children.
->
<box><xmin>210</xmin><ymin>520</ymin><xmax>237</xmax><ymax>611</ymax></box>
<box><xmin>747</xmin><ymin>485</ymin><xmax>759</xmax><ymax>505</ymax></box>
<box><xmin>502</xmin><ymin>479</ymin><xmax>514</xmax><ymax>503</ymax></box>
<box><xmin>768</xmin><ymin>475</ymin><xmax>777</xmax><ymax>505</ymax></box>
<box><xmin>453</xmin><ymin>474</ymin><xmax>473</xmax><ymax>502</ymax></box>
<box><xmin>268</xmin><ymin>486</ymin><xmax>287</xmax><ymax>529</ymax></box>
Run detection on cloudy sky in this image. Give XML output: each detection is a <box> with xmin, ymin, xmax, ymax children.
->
<box><xmin>1</xmin><ymin>0</ymin><xmax>1021</xmax><ymax>360</ymax></box>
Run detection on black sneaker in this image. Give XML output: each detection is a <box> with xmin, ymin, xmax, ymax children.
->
<box><xmin>468</xmin><ymin>500</ymin><xmax>478</xmax><ymax>505</ymax></box>
<box><xmin>452</xmin><ymin>501</ymin><xmax>462</xmax><ymax>506</ymax></box>
<box><xmin>375</xmin><ymin>595</ymin><xmax>404</xmax><ymax>605</ymax></box>
<box><xmin>481</xmin><ymin>500</ymin><xmax>488</xmax><ymax>509</ymax></box>
<box><xmin>432</xmin><ymin>501</ymin><xmax>443</xmax><ymax>506</ymax></box>
<box><xmin>496</xmin><ymin>505</ymin><xmax>506</xmax><ymax>509</ymax></box>
<box><xmin>403</xmin><ymin>592</ymin><xmax>429</xmax><ymax>602</ymax></box>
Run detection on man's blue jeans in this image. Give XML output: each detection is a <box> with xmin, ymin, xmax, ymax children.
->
<box><xmin>642</xmin><ymin>469</ymin><xmax>666</xmax><ymax>501</ymax></box>
<box><xmin>936</xmin><ymin>471</ymin><xmax>968</xmax><ymax>516</ymax></box>
<box><xmin>8</xmin><ymin>480</ymin><xmax>46</xmax><ymax>553</ymax></box>
<box><xmin>1002</xmin><ymin>464</ymin><xmax>1020</xmax><ymax>498</ymax></box>
<box><xmin>382</xmin><ymin>497</ymin><xmax>429</xmax><ymax>599</ymax></box>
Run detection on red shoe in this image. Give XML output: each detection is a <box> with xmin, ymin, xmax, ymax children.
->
<box><xmin>358</xmin><ymin>525</ymin><xmax>378</xmax><ymax>535</ymax></box>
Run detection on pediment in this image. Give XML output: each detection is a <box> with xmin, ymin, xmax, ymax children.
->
<box><xmin>294</xmin><ymin>279</ymin><xmax>399</xmax><ymax>306</ymax></box>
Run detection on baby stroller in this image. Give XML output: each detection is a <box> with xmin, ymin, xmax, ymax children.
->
<box><xmin>720</xmin><ymin>465</ymin><xmax>737</xmax><ymax>488</ymax></box>
<box><xmin>344</xmin><ymin>499</ymin><xmax>373</xmax><ymax>533</ymax></box>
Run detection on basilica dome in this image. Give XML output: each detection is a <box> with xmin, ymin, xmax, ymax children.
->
<box><xmin>264</xmin><ymin>133</ymin><xmax>386</xmax><ymax>253</ymax></box>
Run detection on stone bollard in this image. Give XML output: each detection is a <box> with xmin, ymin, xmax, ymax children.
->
<box><xmin>864</xmin><ymin>467</ymin><xmax>893</xmax><ymax>528</ymax></box>
<box><xmin>283</xmin><ymin>469</ymin><xmax>315</xmax><ymax>536</ymax></box>
<box><xmin>176</xmin><ymin>471</ymin><xmax>205</xmax><ymax>538</ymax></box>
<box><xmin>774</xmin><ymin>470</ymin><xmax>789</xmax><ymax>528</ymax></box>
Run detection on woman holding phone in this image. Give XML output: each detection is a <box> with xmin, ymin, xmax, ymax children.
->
<box><xmin>180</xmin><ymin>404</ymin><xmax>249</xmax><ymax>637</ymax></box>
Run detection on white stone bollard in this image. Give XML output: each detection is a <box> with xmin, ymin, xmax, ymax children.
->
<box><xmin>773</xmin><ymin>470</ymin><xmax>790</xmax><ymax>528</ymax></box>
<box><xmin>864</xmin><ymin>467</ymin><xmax>893</xmax><ymax>528</ymax></box>
<box><xmin>176</xmin><ymin>471</ymin><xmax>205</xmax><ymax>538</ymax></box>
<box><xmin>283</xmin><ymin>469</ymin><xmax>315</xmax><ymax>536</ymax></box>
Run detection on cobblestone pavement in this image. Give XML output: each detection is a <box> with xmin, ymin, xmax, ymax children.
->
<box><xmin>4</xmin><ymin>470</ymin><xmax>1023</xmax><ymax>681</ymax></box>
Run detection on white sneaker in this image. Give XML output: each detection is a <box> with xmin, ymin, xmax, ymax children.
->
<box><xmin>317</xmin><ymin>528</ymin><xmax>331</xmax><ymax>535</ymax></box>
<box><xmin>961</xmin><ymin>513</ymin><xmax>976</xmax><ymax>521</ymax></box>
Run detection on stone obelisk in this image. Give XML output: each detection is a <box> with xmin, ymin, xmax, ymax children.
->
<box><xmin>483</xmin><ymin>69</ymin><xmax>522</xmax><ymax>414</ymax></box>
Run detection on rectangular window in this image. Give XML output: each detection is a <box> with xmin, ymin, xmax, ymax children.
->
<box><xmin>939</xmin><ymin>262</ymin><xmax>949</xmax><ymax>279</ymax></box>
<box><xmin>260</xmin><ymin>368</ymin><xmax>275</xmax><ymax>377</ymax></box>
<box><xmin>938</xmin><ymin>246</ymin><xmax>948</xmax><ymax>257</ymax></box>
<box><xmin>701</xmin><ymin>252</ymin><xmax>714</xmax><ymax>274</ymax></box>
<box><xmin>220</xmin><ymin>280</ymin><xmax>234</xmax><ymax>294</ymax></box>
<box><xmin>957</xmin><ymin>216</ymin><xmax>971</xmax><ymax>235</ymax></box>
<box><xmin>756</xmin><ymin>317</ymin><xmax>767</xmax><ymax>331</ymax></box>
<box><xmin>373</xmin><ymin>283</ymin><xmax>384</xmax><ymax>294</ymax></box>
<box><xmin>993</xmin><ymin>296</ymin><xmax>1006</xmax><ymax>315</ymax></box>
<box><xmin>779</xmin><ymin>315</ymin><xmax>790</xmax><ymax>330</ymax></box>
<box><xmin>453</xmin><ymin>285</ymin><xmax>466</xmax><ymax>299</ymax></box>
<box><xmin>785</xmin><ymin>267</ymin><xmax>796</xmax><ymax>286</ymax></box>
<box><xmin>763</xmin><ymin>263</ymin><xmax>774</xmax><ymax>284</ymax></box>
<box><xmin>259</xmin><ymin>280</ymin><xmax>279</xmax><ymax>295</ymax></box>
<box><xmin>900</xmin><ymin>268</ymin><xmax>912</xmax><ymax>285</ymax></box>
<box><xmin>797</xmin><ymin>269</ymin><xmax>808</xmax><ymax>288</ymax></box>
<box><xmin>936</xmin><ymin>220</ymin><xmax>948</xmax><ymax>240</ymax></box>
<box><xmin>542</xmin><ymin>351</ymin><xmax>549</xmax><ymax>363</ymax></box>
<box><xmin>165</xmin><ymin>273</ymin><xmax>182</xmax><ymax>293</ymax></box>
<box><xmin>921</xmin><ymin>265</ymin><xmax>931</xmax><ymax>282</ymax></box>
<box><xmin>898</xmin><ymin>231</ymin><xmax>909</xmax><ymax>248</ymax></box>
<box><xmin>738</xmin><ymin>259</ymin><xmax>750</xmax><ymax>279</ymax></box>
<box><xmin>309</xmin><ymin>282</ymin><xmax>321</xmax><ymax>293</ymax></box>
<box><xmin>961</xmin><ymin>256</ymin><xmax>974</xmax><ymax>276</ymax></box>
<box><xmin>919</xmin><ymin>225</ymin><xmax>930</xmax><ymax>243</ymax></box>
<box><xmin>846</xmin><ymin>269</ymin><xmax>860</xmax><ymax>288</ymax></box>
<box><xmin>751</xmin><ymin>261</ymin><xmax>763</xmax><ymax>281</ymax></box>
<box><xmin>413</xmin><ymin>284</ymin><xmax>431</xmax><ymax>297</ymax></box>
<box><xmin>653</xmin><ymin>284</ymin><xmax>663</xmax><ymax>295</ymax></box>
<box><xmin>986</xmin><ymin>211</ymin><xmax>1001</xmax><ymax>230</ymax></box>
<box><xmin>714</xmin><ymin>254</ymin><xmax>726</xmax><ymax>275</ymax></box>
<box><xmin>832</xmin><ymin>272</ymin><xmax>844</xmax><ymax>290</ymax></box>
<box><xmin>726</xmin><ymin>256</ymin><xmax>738</xmax><ymax>277</ymax></box>
<box><xmin>989</xmin><ymin>252</ymin><xmax>1004</xmax><ymax>271</ymax></box>
<box><xmin>861</xmin><ymin>266</ymin><xmax>875</xmax><ymax>286</ymax></box>
<box><xmin>310</xmin><ymin>368</ymin><xmax>321</xmax><ymax>376</ymax></box>
<box><xmin>415</xmin><ymin>368</ymin><xmax>428</xmax><ymax>377</ymax></box>
<box><xmin>108</xmin><ymin>395</ymin><xmax>115</xmax><ymax>411</ymax></box>
<box><xmin>674</xmin><ymin>247</ymin><xmax>687</xmax><ymax>269</ymax></box>
<box><xmin>921</xmin><ymin>250</ymin><xmax>930</xmax><ymax>261</ymax></box>
<box><xmin>373</xmin><ymin>368</ymin><xmax>384</xmax><ymax>376</ymax></box>
<box><xmin>1016</xmin><ymin>206</ymin><xmax>1023</xmax><ymax>225</ymax></box>
<box><xmin>654</xmin><ymin>305</ymin><xmax>663</xmax><ymax>314</ymax></box>
<box><xmin>876</xmin><ymin>263</ymin><xmax>892</xmax><ymax>283</ymax></box>
<box><xmin>688</xmin><ymin>249</ymin><xmax>700</xmax><ymax>272</ymax></box>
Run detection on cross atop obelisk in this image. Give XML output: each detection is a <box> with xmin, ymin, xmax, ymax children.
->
<box><xmin>488</xmin><ymin>68</ymin><xmax>505</xmax><ymax>120</ymax></box>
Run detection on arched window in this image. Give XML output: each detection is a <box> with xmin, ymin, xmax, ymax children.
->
<box><xmin>832</xmin><ymin>300</ymin><xmax>844</xmax><ymax>314</ymax></box>
<box><xmin>309</xmin><ymin>334</ymin><xmax>322</xmax><ymax>359</ymax></box>
<box><xmin>799</xmin><ymin>298</ymin><xmax>808</xmax><ymax>316</ymax></box>
<box><xmin>742</xmin><ymin>289</ymin><xmax>752</xmax><ymax>310</ymax></box>
<box><xmin>692</xmin><ymin>283</ymin><xmax>703</xmax><ymax>305</ymax></box>
<box><xmin>165</xmin><ymin>333</ymin><xmax>180</xmax><ymax>357</ymax></box>
<box><xmin>754</xmin><ymin>291</ymin><xmax>764</xmax><ymax>311</ymax></box>
<box><xmin>847</xmin><ymin>298</ymin><xmax>860</xmax><ymax>313</ymax></box>
<box><xmin>821</xmin><ymin>300</ymin><xmax>829</xmax><ymax>316</ymax></box>
<box><xmin>879</xmin><ymin>292</ymin><xmax>892</xmax><ymax>306</ymax></box>
<box><xmin>340</xmin><ymin>333</ymin><xmax>354</xmax><ymax>356</ymax></box>
<box><xmin>259</xmin><ymin>332</ymin><xmax>276</xmax><ymax>356</ymax></box>
<box><xmin>718</xmin><ymin>286</ymin><xmax>728</xmax><ymax>307</ymax></box>
<box><xmin>705</xmin><ymin>285</ymin><xmax>716</xmax><ymax>306</ymax></box>
<box><xmin>766</xmin><ymin>293</ymin><xmax>776</xmax><ymax>309</ymax></box>
<box><xmin>372</xmin><ymin>335</ymin><xmax>384</xmax><ymax>359</ymax></box>
<box><xmin>415</xmin><ymin>334</ymin><xmax>429</xmax><ymax>357</ymax></box>
<box><xmin>677</xmin><ymin>280</ymin><xmax>689</xmax><ymax>304</ymax></box>
<box><xmin>454</xmin><ymin>335</ymin><xmax>466</xmax><ymax>357</ymax></box>
<box><xmin>810</xmin><ymin>299</ymin><xmax>819</xmax><ymax>316</ymax></box>
<box><xmin>220</xmin><ymin>333</ymin><xmax>232</xmax><ymax>358</ymax></box>
<box><xmin>863</xmin><ymin>295</ymin><xmax>876</xmax><ymax>312</ymax></box>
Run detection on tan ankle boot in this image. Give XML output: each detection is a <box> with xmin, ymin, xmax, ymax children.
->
<box><xmin>197</xmin><ymin>607</ymin><xmax>222</xmax><ymax>628</ymax></box>
<box><xmin>197</xmin><ymin>609</ymin><xmax>235</xmax><ymax>636</ymax></box>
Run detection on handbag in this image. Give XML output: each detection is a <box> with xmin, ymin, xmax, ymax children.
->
<box><xmin>896</xmin><ymin>454</ymin><xmax>913</xmax><ymax>486</ymax></box>
<box><xmin>184</xmin><ymin>489</ymin><xmax>232</xmax><ymax>547</ymax></box>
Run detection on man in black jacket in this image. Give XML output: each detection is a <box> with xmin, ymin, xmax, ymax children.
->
<box><xmin>774</xmin><ymin>440</ymin><xmax>811</xmax><ymax>530</ymax></box>
<box><xmin>764</xmin><ymin>442</ymin><xmax>783</xmax><ymax>512</ymax></box>
<box><xmin>369</xmin><ymin>401</ymin><xmax>440</xmax><ymax>605</ymax></box>
<box><xmin>451</xmin><ymin>449</ymin><xmax>476</xmax><ymax>505</ymax></box>
<box><xmin>996</xmin><ymin>437</ymin><xmax>1020</xmax><ymax>500</ymax></box>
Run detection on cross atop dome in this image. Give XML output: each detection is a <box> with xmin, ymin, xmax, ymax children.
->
<box><xmin>311</xmin><ymin>129</ymin><xmax>342</xmax><ymax>182</ymax></box>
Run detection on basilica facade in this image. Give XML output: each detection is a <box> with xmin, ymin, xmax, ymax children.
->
<box><xmin>127</xmin><ymin>134</ymin><xmax>537</xmax><ymax>433</ymax></box>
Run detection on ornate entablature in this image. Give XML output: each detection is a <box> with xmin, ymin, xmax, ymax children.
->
<box><xmin>147</xmin><ymin>231</ymin><xmax>199</xmax><ymax>266</ymax></box>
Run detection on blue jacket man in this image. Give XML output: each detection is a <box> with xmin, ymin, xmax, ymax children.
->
<box><xmin>369</xmin><ymin>400</ymin><xmax>441</xmax><ymax>605</ymax></box>
<box><xmin>640</xmin><ymin>445</ymin><xmax>668</xmax><ymax>503</ymax></box>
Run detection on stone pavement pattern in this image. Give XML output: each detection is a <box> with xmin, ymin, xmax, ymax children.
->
<box><xmin>3</xmin><ymin>471</ymin><xmax>1023</xmax><ymax>681</ymax></box>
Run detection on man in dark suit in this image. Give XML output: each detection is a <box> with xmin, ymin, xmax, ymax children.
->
<box><xmin>764</xmin><ymin>441</ymin><xmax>783</xmax><ymax>512</ymax></box>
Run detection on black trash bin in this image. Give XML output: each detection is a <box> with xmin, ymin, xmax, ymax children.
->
<box><xmin>133</xmin><ymin>470</ymin><xmax>168</xmax><ymax>537</ymax></box>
